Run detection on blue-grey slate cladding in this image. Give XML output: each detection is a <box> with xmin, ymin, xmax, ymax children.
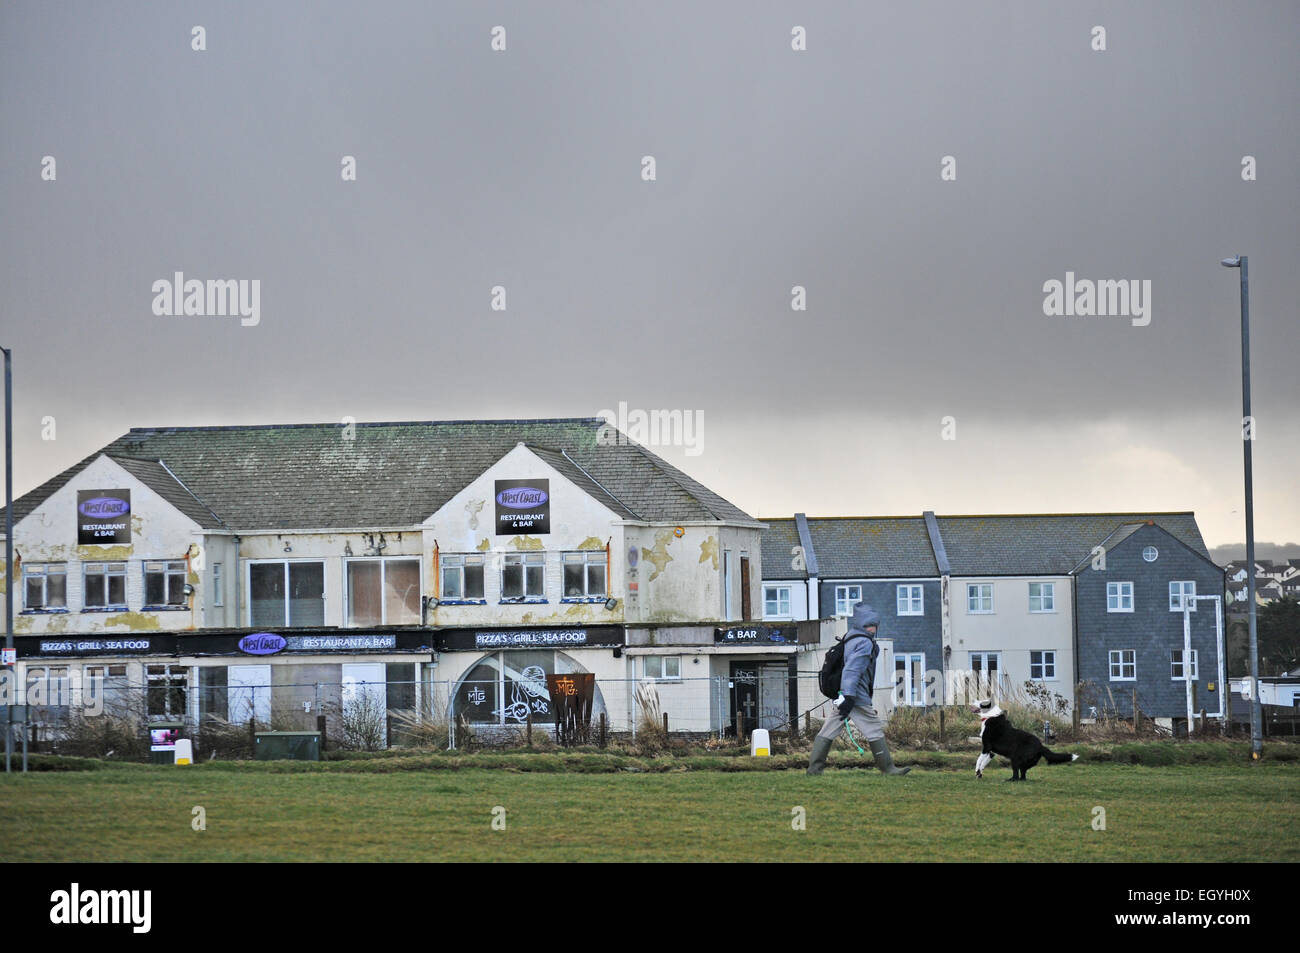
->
<box><xmin>1074</xmin><ymin>523</ymin><xmax>1225</xmax><ymax>720</ymax></box>
<box><xmin>819</xmin><ymin>579</ymin><xmax>942</xmax><ymax>668</ymax></box>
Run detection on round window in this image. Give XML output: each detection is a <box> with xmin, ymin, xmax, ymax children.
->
<box><xmin>1143</xmin><ymin>546</ymin><xmax>1158</xmax><ymax>562</ymax></box>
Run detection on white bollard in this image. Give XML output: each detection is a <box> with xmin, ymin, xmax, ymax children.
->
<box><xmin>174</xmin><ymin>739</ymin><xmax>193</xmax><ymax>766</ymax></box>
<box><xmin>750</xmin><ymin>728</ymin><xmax>771</xmax><ymax>757</ymax></box>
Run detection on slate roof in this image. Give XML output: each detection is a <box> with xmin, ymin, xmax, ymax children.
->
<box><xmin>1</xmin><ymin>419</ymin><xmax>756</xmax><ymax>532</ymax></box>
<box><xmin>760</xmin><ymin>511</ymin><xmax>1215</xmax><ymax>580</ymax></box>
<box><xmin>108</xmin><ymin>456</ymin><xmax>226</xmax><ymax>530</ymax></box>
<box><xmin>935</xmin><ymin>513</ymin><xmax>1212</xmax><ymax>575</ymax></box>
<box><xmin>758</xmin><ymin>518</ymin><xmax>805</xmax><ymax>579</ymax></box>
<box><xmin>804</xmin><ymin>517</ymin><xmax>940</xmax><ymax>578</ymax></box>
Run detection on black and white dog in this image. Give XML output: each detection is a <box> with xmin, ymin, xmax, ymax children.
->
<box><xmin>971</xmin><ymin>700</ymin><xmax>1078</xmax><ymax>781</ymax></box>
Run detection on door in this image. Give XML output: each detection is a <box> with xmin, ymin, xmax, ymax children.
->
<box><xmin>730</xmin><ymin>661</ymin><xmax>758</xmax><ymax>737</ymax></box>
<box><xmin>343</xmin><ymin>663</ymin><xmax>388</xmax><ymax>748</ymax></box>
<box><xmin>228</xmin><ymin>664</ymin><xmax>271</xmax><ymax>726</ymax></box>
<box><xmin>969</xmin><ymin>652</ymin><xmax>1002</xmax><ymax>700</ymax></box>
<box><xmin>894</xmin><ymin>653</ymin><xmax>926</xmax><ymax>706</ymax></box>
<box><xmin>755</xmin><ymin>661</ymin><xmax>788</xmax><ymax>730</ymax></box>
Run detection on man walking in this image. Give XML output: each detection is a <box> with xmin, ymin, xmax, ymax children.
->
<box><xmin>807</xmin><ymin>602</ymin><xmax>911</xmax><ymax>776</ymax></box>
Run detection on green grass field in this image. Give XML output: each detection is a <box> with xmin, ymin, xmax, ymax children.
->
<box><xmin>2</xmin><ymin>757</ymin><xmax>1296</xmax><ymax>862</ymax></box>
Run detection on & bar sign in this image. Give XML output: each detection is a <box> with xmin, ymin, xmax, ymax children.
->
<box><xmin>715</xmin><ymin>625</ymin><xmax>794</xmax><ymax>645</ymax></box>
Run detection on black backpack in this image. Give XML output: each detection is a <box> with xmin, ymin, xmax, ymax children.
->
<box><xmin>819</xmin><ymin>634</ymin><xmax>866</xmax><ymax>699</ymax></box>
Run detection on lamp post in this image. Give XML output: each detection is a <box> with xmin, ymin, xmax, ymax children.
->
<box><xmin>1220</xmin><ymin>256</ymin><xmax>1262</xmax><ymax>759</ymax></box>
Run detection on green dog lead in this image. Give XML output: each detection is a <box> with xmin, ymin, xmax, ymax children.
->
<box><xmin>843</xmin><ymin>718</ymin><xmax>866</xmax><ymax>754</ymax></box>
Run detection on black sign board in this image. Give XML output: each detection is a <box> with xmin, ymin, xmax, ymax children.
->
<box><xmin>715</xmin><ymin>625</ymin><xmax>796</xmax><ymax>645</ymax></box>
<box><xmin>282</xmin><ymin>634</ymin><xmax>397</xmax><ymax>652</ymax></box>
<box><xmin>77</xmin><ymin>489</ymin><xmax>132</xmax><ymax>545</ymax></box>
<box><xmin>437</xmin><ymin>625</ymin><xmax>625</xmax><ymax>652</ymax></box>
<box><xmin>18</xmin><ymin>630</ymin><xmax>436</xmax><ymax>659</ymax></box>
<box><xmin>494</xmin><ymin>479</ymin><xmax>550</xmax><ymax>534</ymax></box>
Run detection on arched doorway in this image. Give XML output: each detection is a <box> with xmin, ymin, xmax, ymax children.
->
<box><xmin>451</xmin><ymin>650</ymin><xmax>606</xmax><ymax>729</ymax></box>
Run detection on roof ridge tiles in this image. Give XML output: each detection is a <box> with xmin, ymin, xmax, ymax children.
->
<box><xmin>126</xmin><ymin>418</ymin><xmax>607</xmax><ymax>434</ymax></box>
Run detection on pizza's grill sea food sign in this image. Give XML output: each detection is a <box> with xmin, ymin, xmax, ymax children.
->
<box><xmin>475</xmin><ymin>629</ymin><xmax>589</xmax><ymax>649</ymax></box>
<box><xmin>495</xmin><ymin>479</ymin><xmax>550</xmax><ymax>534</ymax></box>
<box><xmin>77</xmin><ymin>489</ymin><xmax>132</xmax><ymax>545</ymax></box>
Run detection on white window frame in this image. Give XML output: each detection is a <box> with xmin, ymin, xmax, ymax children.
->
<box><xmin>763</xmin><ymin>585</ymin><xmax>792</xmax><ymax>619</ymax></box>
<box><xmin>344</xmin><ymin>557</ymin><xmax>422</xmax><ymax>626</ymax></box>
<box><xmin>143</xmin><ymin>559</ymin><xmax>189</xmax><ymax>607</ymax></box>
<box><xmin>146</xmin><ymin>663</ymin><xmax>189</xmax><ymax>720</ymax></box>
<box><xmin>1109</xmin><ymin>649</ymin><xmax>1136</xmax><ymax>681</ymax></box>
<box><xmin>1028</xmin><ymin>582</ymin><xmax>1055</xmax><ymax>613</ymax></box>
<box><xmin>84</xmin><ymin>664</ymin><xmax>129</xmax><ymax>716</ymax></box>
<box><xmin>440</xmin><ymin>553</ymin><xmax>486</xmax><ymax>602</ymax></box>
<box><xmin>968</xmin><ymin>651</ymin><xmax>1003</xmax><ymax>697</ymax></box>
<box><xmin>26</xmin><ymin>664</ymin><xmax>71</xmax><ymax>712</ymax></box>
<box><xmin>562</xmin><ymin>551</ymin><xmax>608</xmax><ymax>599</ymax></box>
<box><xmin>1143</xmin><ymin>546</ymin><xmax>1159</xmax><ymax>562</ymax></box>
<box><xmin>1029</xmin><ymin>649</ymin><xmax>1056</xmax><ymax>680</ymax></box>
<box><xmin>896</xmin><ymin>584</ymin><xmax>923</xmax><ymax>616</ymax></box>
<box><xmin>245</xmin><ymin>559</ymin><xmax>327</xmax><ymax>627</ymax></box>
<box><xmin>1107</xmin><ymin>581</ymin><xmax>1134</xmax><ymax>612</ymax></box>
<box><xmin>1171</xmin><ymin>649</ymin><xmax>1199</xmax><ymax>681</ymax></box>
<box><xmin>1169</xmin><ymin>581</ymin><xmax>1197</xmax><ymax>612</ymax></box>
<box><xmin>501</xmin><ymin>552</ymin><xmax>546</xmax><ymax>601</ymax></box>
<box><xmin>23</xmin><ymin>562</ymin><xmax>67</xmax><ymax>610</ymax></box>
<box><xmin>644</xmin><ymin>655</ymin><xmax>681</xmax><ymax>681</ymax></box>
<box><xmin>82</xmin><ymin>561</ymin><xmax>128</xmax><ymax>609</ymax></box>
<box><xmin>834</xmin><ymin>585</ymin><xmax>863</xmax><ymax>617</ymax></box>
<box><xmin>894</xmin><ymin>652</ymin><xmax>926</xmax><ymax>706</ymax></box>
<box><xmin>966</xmin><ymin>583</ymin><xmax>993</xmax><ymax>614</ymax></box>
<box><xmin>212</xmin><ymin>562</ymin><xmax>223</xmax><ymax>607</ymax></box>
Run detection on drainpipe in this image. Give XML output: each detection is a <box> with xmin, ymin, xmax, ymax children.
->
<box><xmin>233</xmin><ymin>535</ymin><xmax>241</xmax><ymax>627</ymax></box>
<box><xmin>1194</xmin><ymin>593</ymin><xmax>1226</xmax><ymax>720</ymax></box>
<box><xmin>923</xmin><ymin>512</ymin><xmax>952</xmax><ymax>706</ymax></box>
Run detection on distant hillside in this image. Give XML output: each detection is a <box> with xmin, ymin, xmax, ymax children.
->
<box><xmin>1210</xmin><ymin>542</ymin><xmax>1300</xmax><ymax>564</ymax></box>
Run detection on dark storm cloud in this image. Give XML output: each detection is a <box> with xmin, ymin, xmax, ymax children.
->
<box><xmin>1</xmin><ymin>0</ymin><xmax>1296</xmax><ymax>545</ymax></box>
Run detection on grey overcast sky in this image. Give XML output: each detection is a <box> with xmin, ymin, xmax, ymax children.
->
<box><xmin>1</xmin><ymin>1</ymin><xmax>1296</xmax><ymax>549</ymax></box>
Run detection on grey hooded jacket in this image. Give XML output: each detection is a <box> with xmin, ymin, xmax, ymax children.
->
<box><xmin>840</xmin><ymin>603</ymin><xmax>881</xmax><ymax>702</ymax></box>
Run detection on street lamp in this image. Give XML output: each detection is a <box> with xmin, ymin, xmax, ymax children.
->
<box><xmin>1221</xmin><ymin>255</ymin><xmax>1262</xmax><ymax>759</ymax></box>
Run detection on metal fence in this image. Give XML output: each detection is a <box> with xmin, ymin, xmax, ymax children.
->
<box><xmin>13</xmin><ymin>664</ymin><xmax>1187</xmax><ymax>759</ymax></box>
<box><xmin>4</xmin><ymin>669</ymin><xmax>848</xmax><ymax>757</ymax></box>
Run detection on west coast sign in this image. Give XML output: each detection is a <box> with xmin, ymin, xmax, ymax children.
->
<box><xmin>77</xmin><ymin>489</ymin><xmax>131</xmax><ymax>545</ymax></box>
<box><xmin>495</xmin><ymin>479</ymin><xmax>550</xmax><ymax>534</ymax></box>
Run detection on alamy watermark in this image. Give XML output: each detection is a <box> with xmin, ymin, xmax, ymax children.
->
<box><xmin>597</xmin><ymin>401</ymin><xmax>704</xmax><ymax>457</ymax></box>
<box><xmin>1</xmin><ymin>668</ymin><xmax>109</xmax><ymax>716</ymax></box>
<box><xmin>50</xmin><ymin>883</ymin><xmax>151</xmax><ymax>933</ymax></box>
<box><xmin>1042</xmin><ymin>272</ymin><xmax>1150</xmax><ymax>327</ymax></box>
<box><xmin>152</xmin><ymin>272</ymin><xmax>260</xmax><ymax>326</ymax></box>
